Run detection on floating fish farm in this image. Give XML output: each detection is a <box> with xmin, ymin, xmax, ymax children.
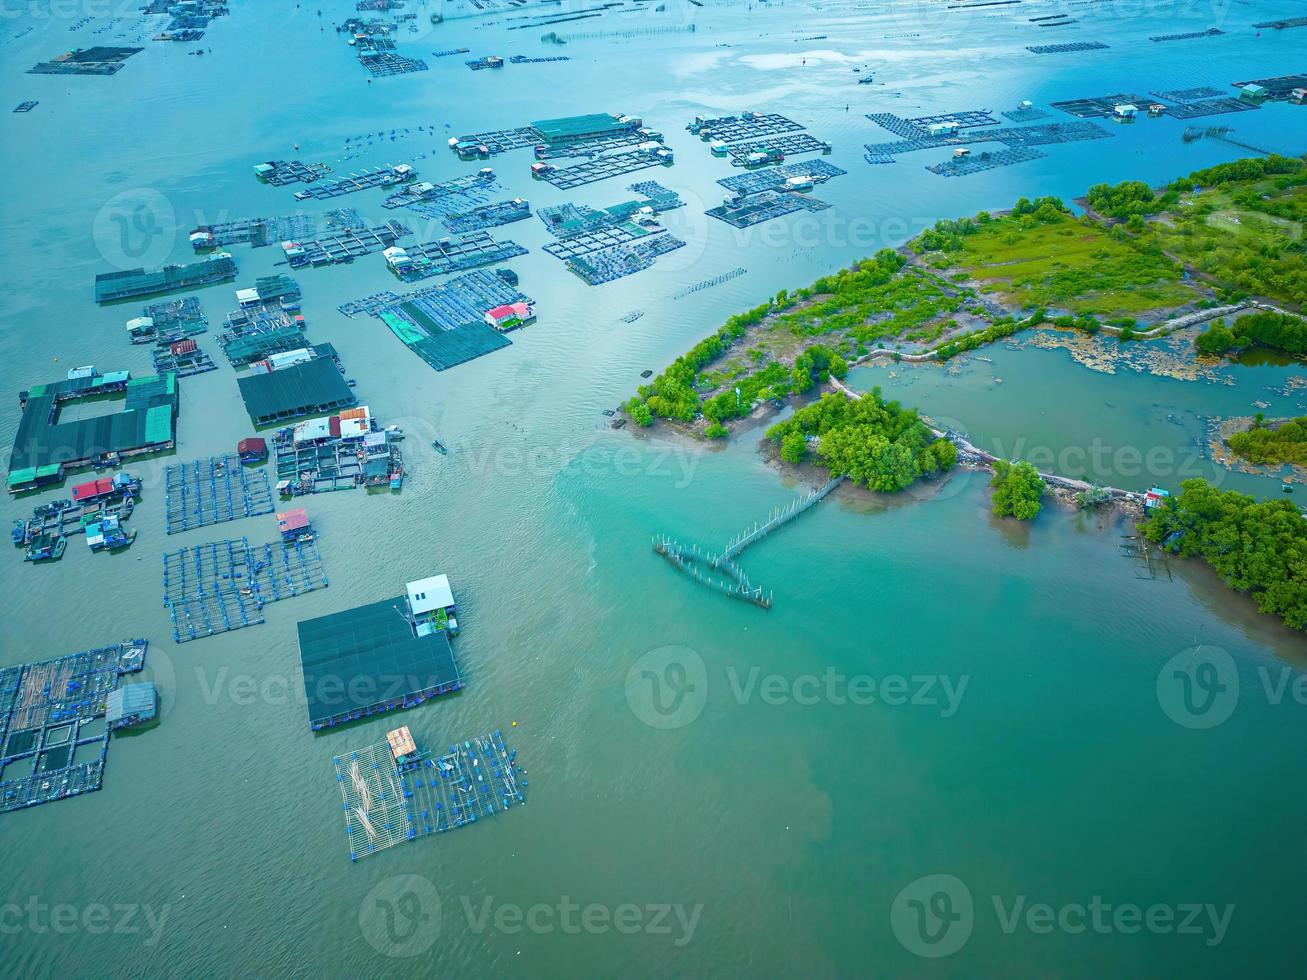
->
<box><xmin>1150</xmin><ymin>28</ymin><xmax>1224</xmax><ymax>42</ymax></box>
<box><xmin>332</xmin><ymin>729</ymin><xmax>526</xmax><ymax>861</ymax></box>
<box><xmin>725</xmin><ymin>133</ymin><xmax>830</xmax><ymax>163</ymax></box>
<box><xmin>127</xmin><ymin>296</ymin><xmax>208</xmax><ymax>345</ymax></box>
<box><xmin>567</xmin><ymin>234</ymin><xmax>686</xmax><ymax>285</ymax></box>
<box><xmin>236</xmin><ymin>343</ymin><xmax>357</xmax><ymax>426</ymax></box>
<box><xmin>1027</xmin><ymin>42</ymin><xmax>1108</xmax><ymax>54</ymax></box>
<box><xmin>688</xmin><ymin>112</ymin><xmax>804</xmax><ymax>144</ymax></box>
<box><xmin>866</xmin><ymin>110</ymin><xmax>999</xmax><ymax>139</ymax></box>
<box><xmin>1163</xmin><ymin>99</ymin><xmax>1259</xmax><ymax>120</ymax></box>
<box><xmin>451</xmin><ymin>111</ymin><xmax>648</xmax><ymax>158</ymax></box>
<box><xmin>539</xmin><ymin>148</ymin><xmax>672</xmax><ymax>190</ymax></box>
<box><xmin>706</xmin><ymin>190</ymin><xmax>830</xmax><ymax>228</ymax></box>
<box><xmin>390</xmin><ymin>233</ymin><xmax>529</xmax><ymax>281</ymax></box>
<box><xmin>442</xmin><ymin>198</ymin><xmax>532</xmax><ymax>233</ymax></box>
<box><xmin>383</xmin><ymin>170</ymin><xmax>497</xmax><ymax>210</ymax></box>
<box><xmin>94</xmin><ymin>253</ymin><xmax>237</xmax><ymax>304</ymax></box>
<box><xmin>14</xmin><ymin>101</ymin><xmax>38</xmax><ymax>113</ymax></box>
<box><xmin>272</xmin><ymin>411</ymin><xmax>402</xmax><ymax>497</ymax></box>
<box><xmin>361</xmin><ymin>52</ymin><xmax>428</xmax><ymax>77</ymax></box>
<box><xmin>0</xmin><ymin>640</ymin><xmax>150</xmax><ymax>814</ymax></box>
<box><xmin>152</xmin><ymin>338</ymin><xmax>217</xmax><ymax>377</ymax></box>
<box><xmin>189</xmin><ymin>214</ymin><xmax>320</xmax><ymax>250</ymax></box>
<box><xmin>1001</xmin><ymin>106</ymin><xmax>1051</xmax><ymax>123</ymax></box>
<box><xmin>926</xmin><ymin>146</ymin><xmax>1047</xmax><ymax>176</ymax></box>
<box><xmin>372</xmin><ymin>269</ymin><xmax>531</xmax><ymax>371</ymax></box>
<box><xmin>164</xmin><ymin>453</ymin><xmax>274</xmax><ymax>534</ymax></box>
<box><xmin>717</xmin><ymin>159</ymin><xmax>846</xmax><ymax>194</ymax></box>
<box><xmin>28</xmin><ymin>46</ymin><xmax>143</xmax><ymax>76</ymax></box>
<box><xmin>864</xmin><ymin>117</ymin><xmax>1111</xmax><ymax>163</ymax></box>
<box><xmin>162</xmin><ymin>536</ymin><xmax>328</xmax><ymax>644</ymax></box>
<box><xmin>294</xmin><ymin>165</ymin><xmax>416</xmax><ymax>201</ymax></box>
<box><xmin>8</xmin><ymin>370</ymin><xmax>177</xmax><ymax>493</ymax></box>
<box><xmin>14</xmin><ymin>485</ymin><xmax>137</xmax><ymax>550</ymax></box>
<box><xmin>1152</xmin><ymin>87</ymin><xmax>1225</xmax><ymax>102</ymax></box>
<box><xmin>283</xmin><ymin>222</ymin><xmax>409</xmax><ymax>268</ymax></box>
<box><xmin>1230</xmin><ymin>73</ymin><xmax>1307</xmax><ymax>100</ymax></box>
<box><xmin>1051</xmin><ymin>92</ymin><xmax>1149</xmax><ymax>118</ymax></box>
<box><xmin>255</xmin><ymin>160</ymin><xmax>333</xmax><ymax>186</ymax></box>
<box><xmin>297</xmin><ymin>586</ymin><xmax>463</xmax><ymax>731</ymax></box>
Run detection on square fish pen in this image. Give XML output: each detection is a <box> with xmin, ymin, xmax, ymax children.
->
<box><xmin>161</xmin><ymin>537</ymin><xmax>327</xmax><ymax>643</ymax></box>
<box><xmin>332</xmin><ymin>730</ymin><xmax>526</xmax><ymax>861</ymax></box>
<box><xmin>164</xmin><ymin>453</ymin><xmax>274</xmax><ymax>534</ymax></box>
<box><xmin>541</xmin><ymin>150</ymin><xmax>668</xmax><ymax>190</ymax></box>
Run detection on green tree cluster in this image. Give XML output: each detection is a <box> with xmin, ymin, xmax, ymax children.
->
<box><xmin>989</xmin><ymin>459</ymin><xmax>1045</xmax><ymax>520</ymax></box>
<box><xmin>1141</xmin><ymin>478</ymin><xmax>1307</xmax><ymax>630</ymax></box>
<box><xmin>1194</xmin><ymin>311</ymin><xmax>1307</xmax><ymax>358</ymax></box>
<box><xmin>1227</xmin><ymin>417</ymin><xmax>1307</xmax><ymax>466</ymax></box>
<box><xmin>1085</xmin><ymin>179</ymin><xmax>1179</xmax><ymax>220</ymax></box>
<box><xmin>765</xmin><ymin>390</ymin><xmax>955</xmax><ymax>491</ymax></box>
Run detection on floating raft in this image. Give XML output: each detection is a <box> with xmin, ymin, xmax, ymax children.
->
<box><xmin>94</xmin><ymin>254</ymin><xmax>237</xmax><ymax>304</ymax></box>
<box><xmin>567</xmin><ymin>234</ymin><xmax>686</xmax><ymax>285</ymax></box>
<box><xmin>395</xmin><ymin>233</ymin><xmax>528</xmax><ymax>281</ymax></box>
<box><xmin>164</xmin><ymin>453</ymin><xmax>274</xmax><ymax>534</ymax></box>
<box><xmin>1150</xmin><ymin>27</ymin><xmax>1224</xmax><ymax>42</ymax></box>
<box><xmin>332</xmin><ymin>730</ymin><xmax>526</xmax><ymax>861</ymax></box>
<box><xmin>453</xmin><ymin>125</ymin><xmax>539</xmax><ymax>155</ymax></box>
<box><xmin>1001</xmin><ymin>106</ymin><xmax>1051</xmax><ymax>123</ymax></box>
<box><xmin>533</xmin><ymin>130</ymin><xmax>653</xmax><ymax>160</ymax></box>
<box><xmin>1164</xmin><ymin>98</ymin><xmax>1259</xmax><ymax>120</ymax></box>
<box><xmin>726</xmin><ymin>133</ymin><xmax>830</xmax><ymax>162</ymax></box>
<box><xmin>1151</xmin><ymin>86</ymin><xmax>1224</xmax><ymax>102</ymax></box>
<box><xmin>689</xmin><ymin>112</ymin><xmax>803</xmax><ymax>143</ymax></box>
<box><xmin>286</xmin><ymin>222</ymin><xmax>409</xmax><ymax>267</ymax></box>
<box><xmin>161</xmin><ymin>536</ymin><xmax>327</xmax><ymax>644</ymax></box>
<box><xmin>28</xmin><ymin>46</ymin><xmax>142</xmax><ymax>76</ymax></box>
<box><xmin>273</xmin><ymin>428</ymin><xmax>362</xmax><ymax>495</ymax></box>
<box><xmin>13</xmin><ymin>101</ymin><xmax>37</xmax><ymax>112</ymax></box>
<box><xmin>191</xmin><ymin>214</ymin><xmax>320</xmax><ymax>250</ymax></box>
<box><xmin>22</xmin><ymin>496</ymin><xmax>134</xmax><ymax>541</ymax></box>
<box><xmin>1229</xmin><ymin>73</ymin><xmax>1307</xmax><ymax>100</ymax></box>
<box><xmin>130</xmin><ymin>296</ymin><xmax>208</xmax><ymax>345</ymax></box>
<box><xmin>707</xmin><ymin>190</ymin><xmax>829</xmax><ymax>228</ymax></box>
<box><xmin>867</xmin><ymin>110</ymin><xmax>998</xmax><ymax>138</ymax></box>
<box><xmin>152</xmin><ymin>340</ymin><xmax>217</xmax><ymax>378</ymax></box>
<box><xmin>375</xmin><ymin>270</ymin><xmax>530</xmax><ymax>371</ymax></box>
<box><xmin>257</xmin><ymin>160</ymin><xmax>333</xmax><ymax>186</ymax></box>
<box><xmin>1027</xmin><ymin>41</ymin><xmax>1108</xmax><ymax>54</ymax></box>
<box><xmin>926</xmin><ymin>146</ymin><xmax>1047</xmax><ymax>176</ymax></box>
<box><xmin>383</xmin><ymin>171</ymin><xmax>497</xmax><ymax>210</ymax></box>
<box><xmin>1051</xmin><ymin>92</ymin><xmax>1149</xmax><ymax>118</ymax></box>
<box><xmin>296</xmin><ymin>166</ymin><xmax>413</xmax><ymax>201</ymax></box>
<box><xmin>443</xmin><ymin>198</ymin><xmax>532</xmax><ymax>233</ymax></box>
<box><xmin>540</xmin><ymin>149</ymin><xmax>669</xmax><ymax>190</ymax></box>
<box><xmin>717</xmin><ymin>159</ymin><xmax>846</xmax><ymax>194</ymax></box>
<box><xmin>0</xmin><ymin>639</ymin><xmax>149</xmax><ymax>814</ymax></box>
<box><xmin>360</xmin><ymin>52</ymin><xmax>427</xmax><ymax>77</ymax></box>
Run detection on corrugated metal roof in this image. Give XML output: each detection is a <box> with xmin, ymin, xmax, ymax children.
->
<box><xmin>106</xmin><ymin>683</ymin><xmax>157</xmax><ymax>725</ymax></box>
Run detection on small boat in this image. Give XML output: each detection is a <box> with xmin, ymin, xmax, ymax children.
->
<box><xmin>1283</xmin><ymin>483</ymin><xmax>1294</xmax><ymax>494</ymax></box>
<box><xmin>25</xmin><ymin>533</ymin><xmax>66</xmax><ymax>562</ymax></box>
<box><xmin>389</xmin><ymin>470</ymin><xmax>404</xmax><ymax>490</ymax></box>
<box><xmin>431</xmin><ymin>439</ymin><xmax>448</xmax><ymax>455</ymax></box>
<box><xmin>11</xmin><ymin>520</ymin><xmax>26</xmax><ymax>545</ymax></box>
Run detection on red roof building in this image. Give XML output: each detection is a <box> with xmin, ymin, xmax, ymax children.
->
<box><xmin>277</xmin><ymin>508</ymin><xmax>310</xmax><ymax>536</ymax></box>
<box><xmin>71</xmin><ymin>477</ymin><xmax>115</xmax><ymax>502</ymax></box>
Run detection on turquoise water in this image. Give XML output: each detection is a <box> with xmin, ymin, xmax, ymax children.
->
<box><xmin>1</xmin><ymin>1</ymin><xmax>1305</xmax><ymax>976</ymax></box>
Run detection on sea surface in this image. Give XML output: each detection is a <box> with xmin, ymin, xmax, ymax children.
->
<box><xmin>1</xmin><ymin>1</ymin><xmax>1305</xmax><ymax>976</ymax></box>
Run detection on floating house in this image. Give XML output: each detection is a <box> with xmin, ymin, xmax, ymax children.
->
<box><xmin>296</xmin><ymin>589</ymin><xmax>462</xmax><ymax>731</ymax></box>
<box><xmin>236</xmin><ymin>343</ymin><xmax>356</xmax><ymax>426</ymax></box>
<box><xmin>1112</xmin><ymin>103</ymin><xmax>1138</xmax><ymax>119</ymax></box>
<box><xmin>8</xmin><ymin>371</ymin><xmax>177</xmax><ymax>492</ymax></box>
<box><xmin>276</xmin><ymin>507</ymin><xmax>313</xmax><ymax>542</ymax></box>
<box><xmin>1240</xmin><ymin>83</ymin><xmax>1268</xmax><ymax>102</ymax></box>
<box><xmin>531</xmin><ymin>112</ymin><xmax>642</xmax><ymax>145</ymax></box>
<box><xmin>106</xmin><ymin>683</ymin><xmax>157</xmax><ymax>730</ymax></box>
<box><xmin>94</xmin><ymin>253</ymin><xmax>236</xmax><ymax>304</ymax></box>
<box><xmin>406</xmin><ymin>574</ymin><xmax>458</xmax><ymax>634</ymax></box>
<box><xmin>483</xmin><ymin>301</ymin><xmax>534</xmax><ymax>331</ymax></box>
<box><xmin>237</xmin><ymin>437</ymin><xmax>268</xmax><ymax>464</ymax></box>
<box><xmin>926</xmin><ymin>120</ymin><xmax>961</xmax><ymax>137</ymax></box>
<box><xmin>71</xmin><ymin>473</ymin><xmax>139</xmax><ymax>504</ymax></box>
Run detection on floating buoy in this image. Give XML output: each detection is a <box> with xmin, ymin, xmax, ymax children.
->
<box><xmin>511</xmin><ymin>720</ymin><xmax>517</xmax><ymax>726</ymax></box>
